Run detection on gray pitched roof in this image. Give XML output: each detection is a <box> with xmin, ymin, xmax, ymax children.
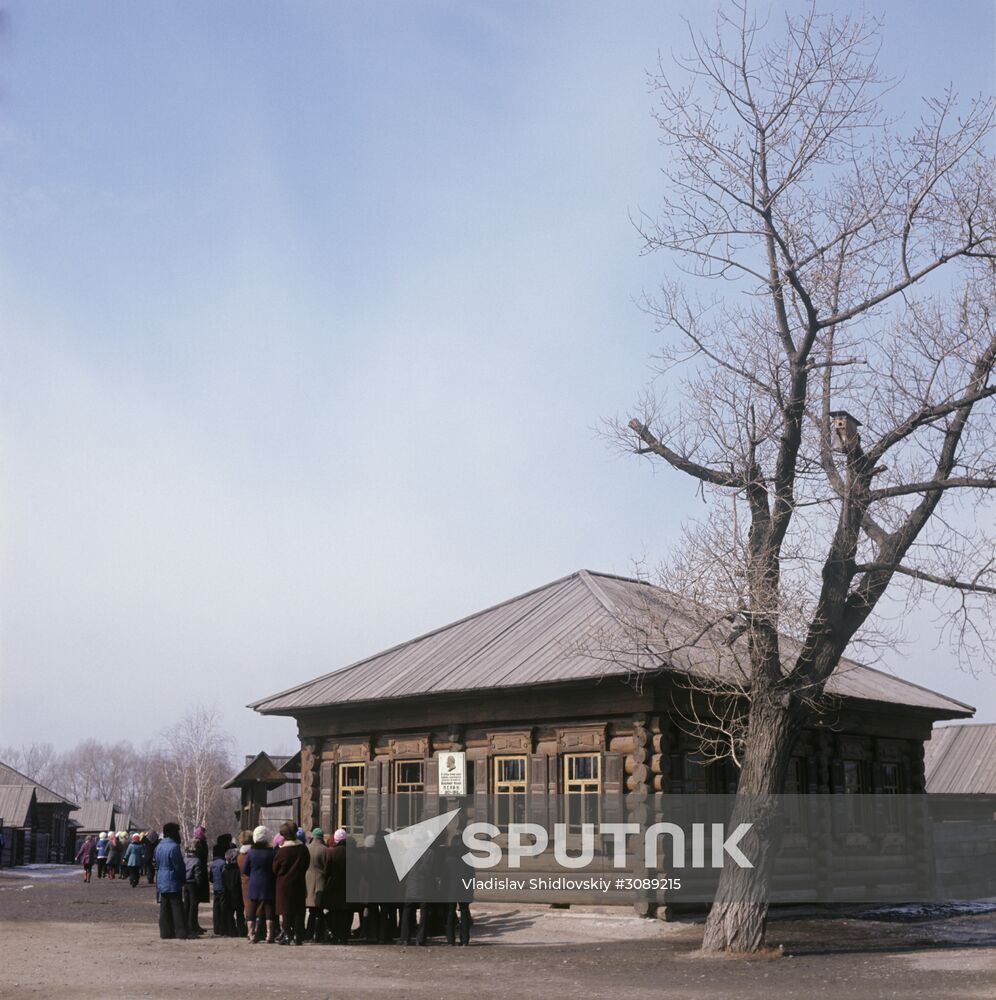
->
<box><xmin>0</xmin><ymin>761</ymin><xmax>77</xmax><ymax>808</ymax></box>
<box><xmin>68</xmin><ymin>801</ymin><xmax>118</xmax><ymax>833</ymax></box>
<box><xmin>924</xmin><ymin>723</ymin><xmax>996</xmax><ymax>793</ymax></box>
<box><xmin>0</xmin><ymin>785</ymin><xmax>38</xmax><ymax>827</ymax></box>
<box><xmin>250</xmin><ymin>570</ymin><xmax>973</xmax><ymax>718</ymax></box>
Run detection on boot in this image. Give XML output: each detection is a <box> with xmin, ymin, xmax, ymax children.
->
<box><xmin>265</xmin><ymin>920</ymin><xmax>276</xmax><ymax>944</ymax></box>
<box><xmin>251</xmin><ymin>918</ymin><xmax>264</xmax><ymax>944</ymax></box>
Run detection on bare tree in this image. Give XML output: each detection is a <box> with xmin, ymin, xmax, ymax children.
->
<box><xmin>0</xmin><ymin>743</ymin><xmax>60</xmax><ymax>789</ymax></box>
<box><xmin>620</xmin><ymin>1</ymin><xmax>996</xmax><ymax>952</ymax></box>
<box><xmin>158</xmin><ymin>706</ymin><xmax>235</xmax><ymax>845</ymax></box>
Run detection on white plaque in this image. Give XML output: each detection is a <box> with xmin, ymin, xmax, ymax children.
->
<box><xmin>437</xmin><ymin>750</ymin><xmax>466</xmax><ymax>796</ymax></box>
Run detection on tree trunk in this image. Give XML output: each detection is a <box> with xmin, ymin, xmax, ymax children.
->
<box><xmin>700</xmin><ymin>696</ymin><xmax>800</xmax><ymax>953</ymax></box>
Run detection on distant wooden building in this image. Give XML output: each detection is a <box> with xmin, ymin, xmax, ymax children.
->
<box><xmin>68</xmin><ymin>802</ymin><xmax>143</xmax><ymax>851</ymax></box>
<box><xmin>223</xmin><ymin>752</ymin><xmax>301</xmax><ymax>831</ymax></box>
<box><xmin>250</xmin><ymin>570</ymin><xmax>973</xmax><ymax>903</ymax></box>
<box><xmin>0</xmin><ymin>761</ymin><xmax>77</xmax><ymax>864</ymax></box>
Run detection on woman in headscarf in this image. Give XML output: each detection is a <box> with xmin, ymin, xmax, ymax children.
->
<box><xmin>243</xmin><ymin>826</ymin><xmax>277</xmax><ymax>943</ymax></box>
<box><xmin>75</xmin><ymin>836</ymin><xmax>97</xmax><ymax>883</ymax></box>
<box><xmin>123</xmin><ymin>833</ymin><xmax>146</xmax><ymax>887</ymax></box>
<box><xmin>272</xmin><ymin>821</ymin><xmax>310</xmax><ymax>945</ymax></box>
<box><xmin>105</xmin><ymin>831</ymin><xmax>122</xmax><ymax>880</ymax></box>
<box><xmin>305</xmin><ymin>828</ymin><xmax>328</xmax><ymax>943</ymax></box>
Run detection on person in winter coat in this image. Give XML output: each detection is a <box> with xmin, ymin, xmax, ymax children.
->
<box><xmin>399</xmin><ymin>833</ymin><xmax>438</xmax><ymax>946</ymax></box>
<box><xmin>272</xmin><ymin>821</ymin><xmax>310</xmax><ymax>945</ymax></box>
<box><xmin>123</xmin><ymin>833</ymin><xmax>146</xmax><ymax>888</ymax></box>
<box><xmin>154</xmin><ymin>823</ymin><xmax>188</xmax><ymax>940</ymax></box>
<box><xmin>243</xmin><ymin>826</ymin><xmax>277</xmax><ymax>944</ymax></box>
<box><xmin>324</xmin><ymin>829</ymin><xmax>352</xmax><ymax>944</ymax></box>
<box><xmin>305</xmin><ymin>828</ymin><xmax>328</xmax><ymax>943</ymax></box>
<box><xmin>95</xmin><ymin>832</ymin><xmax>109</xmax><ymax>879</ymax></box>
<box><xmin>222</xmin><ymin>847</ymin><xmax>245</xmax><ymax>937</ymax></box>
<box><xmin>209</xmin><ymin>845</ymin><xmax>227</xmax><ymax>935</ymax></box>
<box><xmin>105</xmin><ymin>832</ymin><xmax>122</xmax><ymax>880</ymax></box>
<box><xmin>75</xmin><ymin>836</ymin><xmax>97</xmax><ymax>883</ymax></box>
<box><xmin>182</xmin><ymin>848</ymin><xmax>205</xmax><ymax>936</ymax></box>
<box><xmin>236</xmin><ymin>830</ymin><xmax>253</xmax><ymax>932</ymax></box>
<box><xmin>142</xmin><ymin>831</ymin><xmax>158</xmax><ymax>884</ymax></box>
<box><xmin>189</xmin><ymin>825</ymin><xmax>209</xmax><ymax>932</ymax></box>
<box><xmin>444</xmin><ymin>834</ymin><xmax>474</xmax><ymax>946</ymax></box>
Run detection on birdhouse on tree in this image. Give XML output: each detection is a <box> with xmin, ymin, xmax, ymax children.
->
<box><xmin>829</xmin><ymin>410</ymin><xmax>862</xmax><ymax>452</ymax></box>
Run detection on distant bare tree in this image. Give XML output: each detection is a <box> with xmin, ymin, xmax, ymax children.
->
<box><xmin>617</xmin><ymin>1</ymin><xmax>996</xmax><ymax>952</ymax></box>
<box><xmin>0</xmin><ymin>742</ymin><xmax>59</xmax><ymax>789</ymax></box>
<box><xmin>158</xmin><ymin>706</ymin><xmax>235</xmax><ymax>844</ymax></box>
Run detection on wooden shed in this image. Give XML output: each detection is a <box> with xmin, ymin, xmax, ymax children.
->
<box><xmin>68</xmin><ymin>802</ymin><xmax>143</xmax><ymax>852</ymax></box>
<box><xmin>0</xmin><ymin>761</ymin><xmax>77</xmax><ymax>864</ymax></box>
<box><xmin>0</xmin><ymin>785</ymin><xmax>39</xmax><ymax>867</ymax></box>
<box><xmin>223</xmin><ymin>752</ymin><xmax>301</xmax><ymax>831</ymax></box>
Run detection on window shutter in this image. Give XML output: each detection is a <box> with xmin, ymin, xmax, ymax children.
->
<box><xmin>529</xmin><ymin>754</ymin><xmax>548</xmax><ymax>827</ymax></box>
<box><xmin>425</xmin><ymin>756</ymin><xmax>439</xmax><ymax>818</ymax></box>
<box><xmin>603</xmin><ymin>752</ymin><xmax>624</xmax><ymax>824</ymax></box>
<box><xmin>364</xmin><ymin>760</ymin><xmax>382</xmax><ymax>833</ymax></box>
<box><xmin>319</xmin><ymin>761</ymin><xmax>333</xmax><ymax>832</ymax></box>
<box><xmin>474</xmin><ymin>755</ymin><xmax>489</xmax><ymax>824</ymax></box>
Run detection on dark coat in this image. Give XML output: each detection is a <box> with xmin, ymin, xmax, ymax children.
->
<box><xmin>193</xmin><ymin>838</ymin><xmax>210</xmax><ymax>902</ymax></box>
<box><xmin>324</xmin><ymin>841</ymin><xmax>348</xmax><ymax>907</ymax></box>
<box><xmin>222</xmin><ymin>854</ymin><xmax>243</xmax><ymax>907</ymax></box>
<box><xmin>444</xmin><ymin>850</ymin><xmax>475</xmax><ymax>903</ymax></box>
<box><xmin>272</xmin><ymin>842</ymin><xmax>309</xmax><ymax>915</ymax></box>
<box><xmin>243</xmin><ymin>845</ymin><xmax>276</xmax><ymax>901</ymax></box>
<box><xmin>75</xmin><ymin>840</ymin><xmax>97</xmax><ymax>865</ymax></box>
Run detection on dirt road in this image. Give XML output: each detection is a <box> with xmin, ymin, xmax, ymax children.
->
<box><xmin>1</xmin><ymin>866</ymin><xmax>993</xmax><ymax>999</ymax></box>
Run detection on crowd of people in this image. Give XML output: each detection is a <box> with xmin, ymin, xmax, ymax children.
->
<box><xmin>74</xmin><ymin>830</ymin><xmax>158</xmax><ymax>887</ymax></box>
<box><xmin>76</xmin><ymin>820</ymin><xmax>474</xmax><ymax>947</ymax></box>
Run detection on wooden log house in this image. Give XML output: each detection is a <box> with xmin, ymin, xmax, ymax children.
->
<box><xmin>250</xmin><ymin>570</ymin><xmax>973</xmax><ymax>906</ymax></box>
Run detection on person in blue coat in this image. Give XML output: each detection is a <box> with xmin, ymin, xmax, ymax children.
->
<box><xmin>243</xmin><ymin>826</ymin><xmax>277</xmax><ymax>943</ymax></box>
<box><xmin>154</xmin><ymin>823</ymin><xmax>188</xmax><ymax>940</ymax></box>
<box><xmin>123</xmin><ymin>834</ymin><xmax>146</xmax><ymax>888</ymax></box>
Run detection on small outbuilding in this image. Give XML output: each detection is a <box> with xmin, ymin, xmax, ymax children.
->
<box><xmin>0</xmin><ymin>760</ymin><xmax>78</xmax><ymax>864</ymax></box>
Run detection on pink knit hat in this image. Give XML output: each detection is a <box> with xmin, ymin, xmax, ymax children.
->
<box><xmin>333</xmin><ymin>828</ymin><xmax>347</xmax><ymax>844</ymax></box>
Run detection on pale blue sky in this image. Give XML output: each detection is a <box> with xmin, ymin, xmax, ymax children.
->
<box><xmin>1</xmin><ymin>1</ymin><xmax>993</xmax><ymax>755</ymax></box>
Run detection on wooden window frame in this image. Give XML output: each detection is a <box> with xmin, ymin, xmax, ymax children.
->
<box><xmin>337</xmin><ymin>762</ymin><xmax>365</xmax><ymax>835</ymax></box>
<box><xmin>393</xmin><ymin>758</ymin><xmax>425</xmax><ymax>829</ymax></box>
<box><xmin>493</xmin><ymin>755</ymin><xmax>528</xmax><ymax>829</ymax></box>
<box><xmin>563</xmin><ymin>752</ymin><xmax>601</xmax><ymax>832</ymax></box>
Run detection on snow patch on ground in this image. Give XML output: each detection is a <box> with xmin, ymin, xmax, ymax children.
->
<box><xmin>855</xmin><ymin>900</ymin><xmax>996</xmax><ymax>922</ymax></box>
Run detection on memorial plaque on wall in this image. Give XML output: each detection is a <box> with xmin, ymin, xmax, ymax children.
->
<box><xmin>437</xmin><ymin>750</ymin><xmax>466</xmax><ymax>796</ymax></box>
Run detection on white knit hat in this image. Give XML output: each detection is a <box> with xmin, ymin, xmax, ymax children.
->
<box><xmin>252</xmin><ymin>825</ymin><xmax>270</xmax><ymax>844</ymax></box>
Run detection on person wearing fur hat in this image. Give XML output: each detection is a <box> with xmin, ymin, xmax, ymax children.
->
<box><xmin>272</xmin><ymin>821</ymin><xmax>309</xmax><ymax>945</ymax></box>
<box><xmin>154</xmin><ymin>822</ymin><xmax>188</xmax><ymax>940</ymax></box>
<box><xmin>244</xmin><ymin>825</ymin><xmax>277</xmax><ymax>943</ymax></box>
